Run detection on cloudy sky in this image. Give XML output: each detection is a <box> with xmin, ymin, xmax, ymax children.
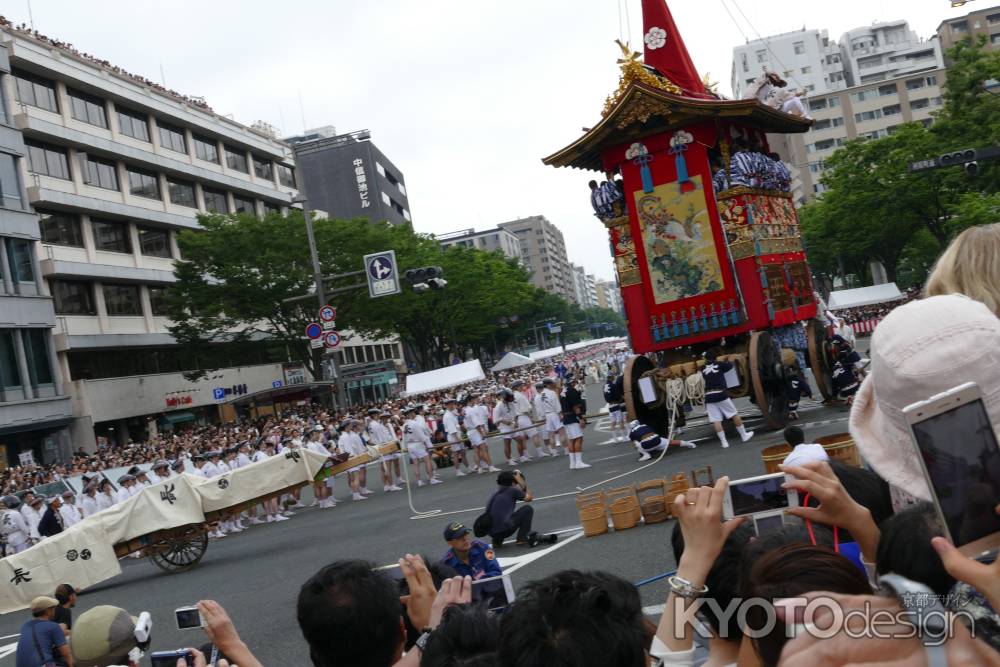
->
<box><xmin>11</xmin><ymin>0</ymin><xmax>977</xmax><ymax>280</ymax></box>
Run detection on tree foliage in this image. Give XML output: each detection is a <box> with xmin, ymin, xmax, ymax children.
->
<box><xmin>167</xmin><ymin>212</ymin><xmax>620</xmax><ymax>377</ymax></box>
<box><xmin>800</xmin><ymin>37</ymin><xmax>1000</xmax><ymax>288</ymax></box>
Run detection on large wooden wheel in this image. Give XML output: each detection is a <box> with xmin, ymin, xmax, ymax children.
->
<box><xmin>623</xmin><ymin>354</ymin><xmax>673</xmax><ymax>437</ymax></box>
<box><xmin>806</xmin><ymin>319</ymin><xmax>835</xmax><ymax>401</ymax></box>
<box><xmin>149</xmin><ymin>525</ymin><xmax>209</xmax><ymax>573</ymax></box>
<box><xmin>749</xmin><ymin>331</ymin><xmax>790</xmax><ymax>430</ymax></box>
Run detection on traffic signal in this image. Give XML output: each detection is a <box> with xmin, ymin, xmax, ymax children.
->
<box><xmin>405</xmin><ymin>266</ymin><xmax>446</xmax><ymax>293</ymax></box>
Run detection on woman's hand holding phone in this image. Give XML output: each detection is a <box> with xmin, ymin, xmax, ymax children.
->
<box><xmin>931</xmin><ymin>504</ymin><xmax>1000</xmax><ymax>612</ymax></box>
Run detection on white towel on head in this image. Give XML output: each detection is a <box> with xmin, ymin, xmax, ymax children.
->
<box><xmin>782</xmin><ymin>443</ymin><xmax>829</xmax><ymax>468</ymax></box>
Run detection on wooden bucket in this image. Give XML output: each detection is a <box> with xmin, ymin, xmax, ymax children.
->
<box><xmin>610</xmin><ymin>498</ymin><xmax>639</xmax><ymax>531</ymax></box>
<box><xmin>819</xmin><ymin>435</ymin><xmax>861</xmax><ymax>466</ymax></box>
<box><xmin>607</xmin><ymin>484</ymin><xmax>641</xmax><ymax>524</ymax></box>
<box><xmin>641</xmin><ymin>495</ymin><xmax>669</xmax><ymax>524</ymax></box>
<box><xmin>761</xmin><ymin>443</ymin><xmax>793</xmax><ymax>474</ymax></box>
<box><xmin>664</xmin><ymin>473</ymin><xmax>690</xmax><ymax>517</ymax></box>
<box><xmin>575</xmin><ymin>491</ymin><xmax>605</xmax><ymax>509</ymax></box>
<box><xmin>579</xmin><ymin>504</ymin><xmax>609</xmax><ymax>537</ymax></box>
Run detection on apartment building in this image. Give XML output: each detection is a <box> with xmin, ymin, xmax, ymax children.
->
<box><xmin>437</xmin><ymin>227</ymin><xmax>523</xmax><ymax>263</ymax></box>
<box><xmin>772</xmin><ymin>68</ymin><xmax>946</xmax><ymax>202</ymax></box>
<box><xmin>0</xmin><ymin>43</ymin><xmax>74</xmax><ymax>468</ymax></box>
<box><xmin>570</xmin><ymin>263</ymin><xmax>597</xmax><ymax>308</ymax></box>
<box><xmin>1</xmin><ymin>25</ymin><xmax>300</xmax><ymax>451</ymax></box>
<box><xmin>594</xmin><ymin>279</ymin><xmax>623</xmax><ymax>315</ymax></box>
<box><xmin>497</xmin><ymin>216</ymin><xmax>574</xmax><ymax>302</ymax></box>
<box><xmin>938</xmin><ymin>5</ymin><xmax>1000</xmax><ymax>61</ymax></box>
<box><xmin>732</xmin><ymin>28</ymin><xmax>846</xmax><ymax>99</ymax></box>
<box><xmin>839</xmin><ymin>21</ymin><xmax>943</xmax><ymax>87</ymax></box>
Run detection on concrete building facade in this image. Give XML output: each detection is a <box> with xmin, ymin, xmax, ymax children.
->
<box><xmin>1</xmin><ymin>25</ymin><xmax>300</xmax><ymax>452</ymax></box>
<box><xmin>732</xmin><ymin>28</ymin><xmax>846</xmax><ymax>99</ymax></box>
<box><xmin>0</xmin><ymin>43</ymin><xmax>74</xmax><ymax>468</ymax></box>
<box><xmin>285</xmin><ymin>128</ymin><xmax>411</xmax><ymax>226</ymax></box>
<box><xmin>569</xmin><ymin>263</ymin><xmax>597</xmax><ymax>308</ymax></box>
<box><xmin>937</xmin><ymin>5</ymin><xmax>1000</xmax><ymax>61</ymax></box>
<box><xmin>595</xmin><ymin>279</ymin><xmax>623</xmax><ymax>315</ymax></box>
<box><xmin>497</xmin><ymin>216</ymin><xmax>574</xmax><ymax>302</ymax></box>
<box><xmin>437</xmin><ymin>227</ymin><xmax>523</xmax><ymax>263</ymax></box>
<box><xmin>838</xmin><ymin>21</ymin><xmax>943</xmax><ymax>87</ymax></box>
<box><xmin>770</xmin><ymin>68</ymin><xmax>946</xmax><ymax>203</ymax></box>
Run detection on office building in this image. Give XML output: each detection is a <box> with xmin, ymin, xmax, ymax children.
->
<box><xmin>497</xmin><ymin>216</ymin><xmax>575</xmax><ymax>302</ymax></box>
<box><xmin>1</xmin><ymin>24</ymin><xmax>300</xmax><ymax>451</ymax></box>
<box><xmin>937</xmin><ymin>5</ymin><xmax>1000</xmax><ymax>62</ymax></box>
<box><xmin>771</xmin><ymin>68</ymin><xmax>946</xmax><ymax>202</ymax></box>
<box><xmin>0</xmin><ymin>43</ymin><xmax>74</xmax><ymax>468</ymax></box>
<box><xmin>838</xmin><ymin>21</ymin><xmax>943</xmax><ymax>87</ymax></box>
<box><xmin>732</xmin><ymin>28</ymin><xmax>846</xmax><ymax>99</ymax></box>
<box><xmin>437</xmin><ymin>227</ymin><xmax>523</xmax><ymax>262</ymax></box>
<box><xmin>285</xmin><ymin>128</ymin><xmax>411</xmax><ymax>225</ymax></box>
<box><xmin>595</xmin><ymin>279</ymin><xmax>624</xmax><ymax>314</ymax></box>
<box><xmin>570</xmin><ymin>263</ymin><xmax>597</xmax><ymax>308</ymax></box>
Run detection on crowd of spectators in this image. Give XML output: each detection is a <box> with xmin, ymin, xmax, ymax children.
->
<box><xmin>0</xmin><ymin>17</ymin><xmax>213</xmax><ymax>112</ymax></box>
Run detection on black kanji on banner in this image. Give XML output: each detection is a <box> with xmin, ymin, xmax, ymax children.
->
<box><xmin>80</xmin><ymin>549</ymin><xmax>91</xmax><ymax>560</ymax></box>
<box><xmin>10</xmin><ymin>567</ymin><xmax>31</xmax><ymax>585</ymax></box>
<box><xmin>66</xmin><ymin>550</ymin><xmax>79</xmax><ymax>562</ymax></box>
<box><xmin>284</xmin><ymin>450</ymin><xmax>301</xmax><ymax>462</ymax></box>
<box><xmin>217</xmin><ymin>478</ymin><xmax>229</xmax><ymax>489</ymax></box>
<box><xmin>160</xmin><ymin>484</ymin><xmax>177</xmax><ymax>505</ymax></box>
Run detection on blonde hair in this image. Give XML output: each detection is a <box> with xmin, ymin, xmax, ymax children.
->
<box><xmin>925</xmin><ymin>223</ymin><xmax>1000</xmax><ymax>316</ymax></box>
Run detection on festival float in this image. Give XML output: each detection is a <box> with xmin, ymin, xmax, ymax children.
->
<box><xmin>543</xmin><ymin>0</ymin><xmax>836</xmax><ymax>432</ymax></box>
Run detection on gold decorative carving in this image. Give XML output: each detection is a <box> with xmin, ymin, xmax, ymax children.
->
<box><xmin>614</xmin><ymin>97</ymin><xmax>675</xmax><ymax>130</ymax></box>
<box><xmin>602</xmin><ymin>40</ymin><xmax>682</xmax><ymax>118</ymax></box>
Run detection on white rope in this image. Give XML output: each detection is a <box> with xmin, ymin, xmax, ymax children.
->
<box><xmin>685</xmin><ymin>373</ymin><xmax>706</xmax><ymax>407</ymax></box>
<box><xmin>666</xmin><ymin>377</ymin><xmax>686</xmax><ymax>405</ymax></box>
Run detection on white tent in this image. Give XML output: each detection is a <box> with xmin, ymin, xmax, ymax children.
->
<box><xmin>529</xmin><ymin>337</ymin><xmax>626</xmax><ymax>361</ymax></box>
<box><xmin>491</xmin><ymin>352</ymin><xmax>534</xmax><ymax>372</ymax></box>
<box><xmin>827</xmin><ymin>283</ymin><xmax>904</xmax><ymax>310</ymax></box>
<box><xmin>403</xmin><ymin>360</ymin><xmax>486</xmax><ymax>396</ymax></box>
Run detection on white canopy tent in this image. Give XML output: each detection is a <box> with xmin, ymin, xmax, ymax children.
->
<box><xmin>403</xmin><ymin>360</ymin><xmax>486</xmax><ymax>396</ymax></box>
<box><xmin>529</xmin><ymin>337</ymin><xmax>626</xmax><ymax>361</ymax></box>
<box><xmin>827</xmin><ymin>283</ymin><xmax>904</xmax><ymax>310</ymax></box>
<box><xmin>491</xmin><ymin>352</ymin><xmax>534</xmax><ymax>372</ymax></box>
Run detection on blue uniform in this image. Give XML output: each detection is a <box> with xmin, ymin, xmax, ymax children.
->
<box><xmin>702</xmin><ymin>360</ymin><xmax>733</xmax><ymax>404</ymax></box>
<box><xmin>440</xmin><ymin>540</ymin><xmax>503</xmax><ymax>580</ymax></box>
<box><xmin>628</xmin><ymin>423</ymin><xmax>662</xmax><ymax>451</ymax></box>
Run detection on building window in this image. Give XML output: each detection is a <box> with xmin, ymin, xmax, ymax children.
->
<box><xmin>117</xmin><ymin>107</ymin><xmax>150</xmax><ymax>142</ymax></box>
<box><xmin>756</xmin><ymin>49</ymin><xmax>767</xmax><ymax>63</ymax></box>
<box><xmin>0</xmin><ymin>153</ymin><xmax>22</xmax><ymax>208</ymax></box>
<box><xmin>854</xmin><ymin>109</ymin><xmax>883</xmax><ymax>122</ymax></box>
<box><xmin>83</xmin><ymin>154</ymin><xmax>119</xmax><ymax>190</ymax></box>
<box><xmin>263</xmin><ymin>201</ymin><xmax>280</xmax><ymax>215</ymax></box>
<box><xmin>126</xmin><ymin>166</ymin><xmax>160</xmax><ymax>199</ymax></box>
<box><xmin>828</xmin><ymin>97</ymin><xmax>841</xmax><ymax>108</ymax></box>
<box><xmin>381</xmin><ymin>191</ymin><xmax>391</xmax><ymax>206</ymax></box>
<box><xmin>224</xmin><ymin>145</ymin><xmax>248</xmax><ymax>173</ymax></box>
<box><xmin>793</xmin><ymin>41</ymin><xmax>805</xmax><ymax>55</ymax></box>
<box><xmin>906</xmin><ymin>78</ymin><xmax>926</xmax><ymax>90</ymax></box>
<box><xmin>232</xmin><ymin>195</ymin><xmax>255</xmax><ymax>214</ymax></box>
<box><xmin>910</xmin><ymin>98</ymin><xmax>930</xmax><ymax>110</ymax></box>
<box><xmin>882</xmin><ymin>104</ymin><xmax>901</xmax><ymax>116</ymax></box>
<box><xmin>850</xmin><ymin>89</ymin><xmax>878</xmax><ymax>103</ymax></box>
<box><xmin>0</xmin><ymin>329</ymin><xmax>22</xmax><ymax>392</ymax></box>
<box><xmin>950</xmin><ymin>21</ymin><xmax>968</xmax><ymax>32</ymax></box>
<box><xmin>91</xmin><ymin>218</ymin><xmax>132</xmax><ymax>253</ymax></box>
<box><xmin>277</xmin><ymin>164</ymin><xmax>295</xmax><ymax>188</ymax></box>
<box><xmin>38</xmin><ymin>210</ymin><xmax>83</xmax><ymax>247</ymax></box>
<box><xmin>808</xmin><ymin>99</ymin><xmax>827</xmax><ymax>111</ymax></box>
<box><xmin>25</xmin><ymin>141</ymin><xmax>70</xmax><ymax>180</ymax></box>
<box><xmin>252</xmin><ymin>156</ymin><xmax>273</xmax><ymax>180</ymax></box>
<box><xmin>193</xmin><ymin>134</ymin><xmax>219</xmax><ymax>163</ymax></box>
<box><xmin>375</xmin><ymin>162</ymin><xmax>386</xmax><ymax>177</ymax></box>
<box><xmin>203</xmin><ymin>188</ymin><xmax>229</xmax><ymax>213</ymax></box>
<box><xmin>832</xmin><ymin>117</ymin><xmax>845</xmax><ymax>127</ymax></box>
<box><xmin>167</xmin><ymin>178</ymin><xmax>196</xmax><ymax>207</ymax></box>
<box><xmin>5</xmin><ymin>238</ymin><xmax>34</xmax><ymax>284</ymax></box>
<box><xmin>879</xmin><ymin>84</ymin><xmax>898</xmax><ymax>96</ymax></box>
<box><xmin>51</xmin><ymin>279</ymin><xmax>95</xmax><ymax>315</ymax></box>
<box><xmin>148</xmin><ymin>286</ymin><xmax>169</xmax><ymax>315</ymax></box>
<box><xmin>67</xmin><ymin>88</ymin><xmax>108</xmax><ymax>128</ymax></box>
<box><xmin>23</xmin><ymin>329</ymin><xmax>52</xmax><ymax>385</ymax></box>
<box><xmin>138</xmin><ymin>226</ymin><xmax>171</xmax><ymax>258</ymax></box>
<box><xmin>12</xmin><ymin>68</ymin><xmax>58</xmax><ymax>112</ymax></box>
<box><xmin>814</xmin><ymin>139</ymin><xmax>836</xmax><ymax>151</ymax></box>
<box><xmin>103</xmin><ymin>283</ymin><xmax>142</xmax><ymax>316</ymax></box>
<box><xmin>158</xmin><ymin>121</ymin><xmax>187</xmax><ymax>153</ymax></box>
<box><xmin>812</xmin><ymin>118</ymin><xmax>832</xmax><ymax>130</ymax></box>
<box><xmin>926</xmin><ymin>76</ymin><xmax>938</xmax><ymax>87</ymax></box>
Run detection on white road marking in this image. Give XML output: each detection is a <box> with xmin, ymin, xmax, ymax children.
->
<box><xmin>643</xmin><ymin>603</ymin><xmax>665</xmax><ymax>616</ymax></box>
<box><xmin>498</xmin><ymin>531</ymin><xmax>584</xmax><ymax>574</ymax></box>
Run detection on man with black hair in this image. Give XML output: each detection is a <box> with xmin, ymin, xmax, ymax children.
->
<box><xmin>560</xmin><ymin>375</ymin><xmax>589</xmax><ymax>469</ymax></box>
<box><xmin>53</xmin><ymin>584</ymin><xmax>77</xmax><ymax>636</ymax></box>
<box><xmin>701</xmin><ymin>350</ymin><xmax>753</xmax><ymax>449</ymax></box>
<box><xmin>498</xmin><ymin>570</ymin><xmax>647</xmax><ymax>667</ymax></box>
<box><xmin>487</xmin><ymin>471</ymin><xmax>556</xmax><ymax>549</ymax></box>
<box><xmin>780</xmin><ymin>425</ymin><xmax>828</xmax><ymax>468</ymax></box>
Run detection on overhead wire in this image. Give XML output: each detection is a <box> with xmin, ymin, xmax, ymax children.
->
<box><xmin>726</xmin><ymin>0</ymin><xmax>808</xmax><ymax>93</ymax></box>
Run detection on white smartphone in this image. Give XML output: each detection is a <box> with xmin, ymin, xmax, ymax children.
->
<box><xmin>174</xmin><ymin>606</ymin><xmax>205</xmax><ymax>630</ymax></box>
<box><xmin>471</xmin><ymin>573</ymin><xmax>516</xmax><ymax>613</ymax></box>
<box><xmin>904</xmin><ymin>382</ymin><xmax>1000</xmax><ymax>557</ymax></box>
<box><xmin>721</xmin><ymin>472</ymin><xmax>798</xmax><ymax>521</ymax></box>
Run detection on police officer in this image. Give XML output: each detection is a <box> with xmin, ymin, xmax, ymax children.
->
<box><xmin>439</xmin><ymin>522</ymin><xmax>502</xmax><ymax>580</ymax></box>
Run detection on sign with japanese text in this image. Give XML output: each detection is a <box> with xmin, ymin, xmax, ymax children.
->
<box><xmin>353</xmin><ymin>158</ymin><xmax>371</xmax><ymax>209</ymax></box>
<box><xmin>364</xmin><ymin>250</ymin><xmax>401</xmax><ymax>298</ymax></box>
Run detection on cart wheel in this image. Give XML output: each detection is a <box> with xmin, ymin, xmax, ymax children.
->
<box><xmin>749</xmin><ymin>331</ymin><xmax>790</xmax><ymax>430</ymax></box>
<box><xmin>806</xmin><ymin>319</ymin><xmax>835</xmax><ymax>401</ymax></box>
<box><xmin>150</xmin><ymin>528</ymin><xmax>209</xmax><ymax>573</ymax></box>
<box><xmin>623</xmin><ymin>355</ymin><xmax>673</xmax><ymax>436</ymax></box>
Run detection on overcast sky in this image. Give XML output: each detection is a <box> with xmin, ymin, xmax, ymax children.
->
<box><xmin>11</xmin><ymin>0</ymin><xmax>979</xmax><ymax>280</ymax></box>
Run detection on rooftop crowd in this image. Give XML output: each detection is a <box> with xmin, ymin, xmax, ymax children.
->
<box><xmin>7</xmin><ymin>225</ymin><xmax>1000</xmax><ymax>666</ymax></box>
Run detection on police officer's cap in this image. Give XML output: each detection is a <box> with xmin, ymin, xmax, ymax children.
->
<box><xmin>208</xmin><ymin>450</ymin><xmax>222</xmax><ymax>458</ymax></box>
<box><xmin>118</xmin><ymin>474</ymin><xmax>135</xmax><ymax>484</ymax></box>
<box><xmin>444</xmin><ymin>396</ymin><xmax>457</xmax><ymax>404</ymax></box>
<box><xmin>192</xmin><ymin>453</ymin><xmax>205</xmax><ymax>462</ymax></box>
<box><xmin>380</xmin><ymin>411</ymin><xmax>392</xmax><ymax>418</ymax></box>
<box><xmin>2</xmin><ymin>494</ymin><xmax>21</xmax><ymax>509</ymax></box>
<box><xmin>152</xmin><ymin>459</ymin><xmax>169</xmax><ymax>470</ymax></box>
<box><xmin>542</xmin><ymin>377</ymin><xmax>556</xmax><ymax>385</ymax></box>
<box><xmin>366</xmin><ymin>408</ymin><xmax>380</xmax><ymax>416</ymax></box>
<box><xmin>443</xmin><ymin>521</ymin><xmax>470</xmax><ymax>541</ymax></box>
<box><xmin>402</xmin><ymin>405</ymin><xmax>415</xmax><ymax>414</ymax></box>
<box><xmin>61</xmin><ymin>490</ymin><xmax>74</xmax><ymax>499</ymax></box>
<box><xmin>511</xmin><ymin>379</ymin><xmax>525</xmax><ymax>388</ymax></box>
<box><xmin>127</xmin><ymin>466</ymin><xmax>141</xmax><ymax>476</ymax></box>
<box><xmin>170</xmin><ymin>459</ymin><xmax>185</xmax><ymax>470</ymax></box>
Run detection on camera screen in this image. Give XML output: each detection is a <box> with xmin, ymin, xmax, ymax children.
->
<box><xmin>912</xmin><ymin>399</ymin><xmax>1000</xmax><ymax>547</ymax></box>
<box><xmin>151</xmin><ymin>652</ymin><xmax>193</xmax><ymax>667</ymax></box>
<box><xmin>730</xmin><ymin>476</ymin><xmax>790</xmax><ymax>516</ymax></box>
<box><xmin>471</xmin><ymin>575</ymin><xmax>513</xmax><ymax>613</ymax></box>
<box><xmin>175</xmin><ymin>608</ymin><xmax>202</xmax><ymax>629</ymax></box>
<box><xmin>753</xmin><ymin>513</ymin><xmax>784</xmax><ymax>537</ymax></box>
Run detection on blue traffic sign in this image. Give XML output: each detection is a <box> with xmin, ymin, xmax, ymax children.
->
<box><xmin>305</xmin><ymin>322</ymin><xmax>323</xmax><ymax>339</ymax></box>
<box><xmin>212</xmin><ymin>387</ymin><xmax>226</xmax><ymax>400</ymax></box>
<box><xmin>272</xmin><ymin>380</ymin><xmax>283</xmax><ymax>389</ymax></box>
<box><xmin>323</xmin><ymin>331</ymin><xmax>342</xmax><ymax>349</ymax></box>
<box><xmin>363</xmin><ymin>250</ymin><xmax>401</xmax><ymax>298</ymax></box>
<box><xmin>319</xmin><ymin>305</ymin><xmax>336</xmax><ymax>322</ymax></box>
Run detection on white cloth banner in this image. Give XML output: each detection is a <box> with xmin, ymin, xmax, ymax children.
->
<box><xmin>192</xmin><ymin>450</ymin><xmax>327</xmax><ymax>513</ymax></box>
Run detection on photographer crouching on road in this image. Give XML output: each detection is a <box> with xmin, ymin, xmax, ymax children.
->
<box><xmin>475</xmin><ymin>470</ymin><xmax>558</xmax><ymax>549</ymax></box>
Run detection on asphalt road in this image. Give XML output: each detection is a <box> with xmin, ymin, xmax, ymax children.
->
<box><xmin>0</xmin><ymin>381</ymin><xmax>858</xmax><ymax>665</ymax></box>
